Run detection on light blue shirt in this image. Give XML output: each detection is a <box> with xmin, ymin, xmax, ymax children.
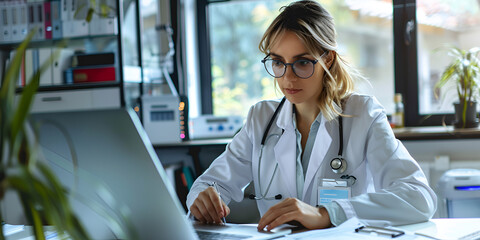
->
<box><xmin>293</xmin><ymin>109</ymin><xmax>347</xmax><ymax>226</ymax></box>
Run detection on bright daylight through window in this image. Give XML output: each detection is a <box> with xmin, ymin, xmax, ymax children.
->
<box><xmin>207</xmin><ymin>0</ymin><xmax>394</xmax><ymax>117</ymax></box>
<box><xmin>417</xmin><ymin>0</ymin><xmax>480</xmax><ymax>115</ymax></box>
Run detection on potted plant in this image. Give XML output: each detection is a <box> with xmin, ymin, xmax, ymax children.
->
<box><xmin>435</xmin><ymin>46</ymin><xmax>480</xmax><ymax>128</ymax></box>
<box><xmin>0</xmin><ymin>31</ymin><xmax>135</xmax><ymax>239</ymax></box>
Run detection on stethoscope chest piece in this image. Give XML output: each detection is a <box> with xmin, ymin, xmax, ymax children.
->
<box><xmin>330</xmin><ymin>157</ymin><xmax>347</xmax><ymax>174</ymax></box>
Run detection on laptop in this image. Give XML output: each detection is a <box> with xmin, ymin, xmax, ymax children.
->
<box><xmin>2</xmin><ymin>108</ymin><xmax>290</xmax><ymax>239</ymax></box>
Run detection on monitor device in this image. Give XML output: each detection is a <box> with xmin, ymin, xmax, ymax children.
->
<box><xmin>1</xmin><ymin>108</ymin><xmax>291</xmax><ymax>240</ymax></box>
<box><xmin>2</xmin><ymin>108</ymin><xmax>196</xmax><ymax>239</ymax></box>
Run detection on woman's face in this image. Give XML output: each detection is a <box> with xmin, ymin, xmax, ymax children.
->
<box><xmin>269</xmin><ymin>31</ymin><xmax>326</xmax><ymax>107</ymax></box>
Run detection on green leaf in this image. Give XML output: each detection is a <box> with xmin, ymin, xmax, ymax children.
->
<box><xmin>86</xmin><ymin>8</ymin><xmax>95</xmax><ymax>22</ymax></box>
<box><xmin>74</xmin><ymin>4</ymin><xmax>87</xmax><ymax>18</ymax></box>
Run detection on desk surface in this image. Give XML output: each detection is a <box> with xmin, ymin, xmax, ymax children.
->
<box><xmin>6</xmin><ymin>218</ymin><xmax>480</xmax><ymax>240</ymax></box>
<box><xmin>397</xmin><ymin>218</ymin><xmax>480</xmax><ymax>240</ymax></box>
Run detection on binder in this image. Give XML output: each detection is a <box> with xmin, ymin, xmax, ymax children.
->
<box><xmin>34</xmin><ymin>1</ymin><xmax>45</xmax><ymax>40</ymax></box>
<box><xmin>13</xmin><ymin>2</ymin><xmax>29</xmax><ymax>42</ymax></box>
<box><xmin>89</xmin><ymin>15</ymin><xmax>117</xmax><ymax>36</ymax></box>
<box><xmin>24</xmin><ymin>48</ymin><xmax>34</xmax><ymax>86</ymax></box>
<box><xmin>88</xmin><ymin>0</ymin><xmax>117</xmax><ymax>36</ymax></box>
<box><xmin>65</xmin><ymin>65</ymin><xmax>116</xmax><ymax>84</ymax></box>
<box><xmin>68</xmin><ymin>0</ymin><xmax>89</xmax><ymax>37</ymax></box>
<box><xmin>38</xmin><ymin>47</ymin><xmax>53</xmax><ymax>85</ymax></box>
<box><xmin>27</xmin><ymin>1</ymin><xmax>45</xmax><ymax>41</ymax></box>
<box><xmin>43</xmin><ymin>1</ymin><xmax>52</xmax><ymax>39</ymax></box>
<box><xmin>8</xmin><ymin>50</ymin><xmax>22</xmax><ymax>86</ymax></box>
<box><xmin>0</xmin><ymin>1</ymin><xmax>12</xmax><ymax>43</ymax></box>
<box><xmin>27</xmin><ymin>2</ymin><xmax>35</xmax><ymax>40</ymax></box>
<box><xmin>50</xmin><ymin>0</ymin><xmax>62</xmax><ymax>39</ymax></box>
<box><xmin>52</xmin><ymin>47</ymin><xmax>74</xmax><ymax>85</ymax></box>
<box><xmin>61</xmin><ymin>0</ymin><xmax>74</xmax><ymax>37</ymax></box>
<box><xmin>10</xmin><ymin>1</ymin><xmax>21</xmax><ymax>42</ymax></box>
<box><xmin>72</xmin><ymin>52</ymin><xmax>115</xmax><ymax>67</ymax></box>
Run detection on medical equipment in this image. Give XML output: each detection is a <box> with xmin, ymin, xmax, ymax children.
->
<box><xmin>330</xmin><ymin>115</ymin><xmax>346</xmax><ymax>174</ymax></box>
<box><xmin>189</xmin><ymin>115</ymin><xmax>243</xmax><ymax>139</ymax></box>
<box><xmin>249</xmin><ymin>97</ymin><xmax>349</xmax><ymax>200</ymax></box>
<box><xmin>142</xmin><ymin>94</ymin><xmax>181</xmax><ymax>144</ymax></box>
<box><xmin>142</xmin><ymin>67</ymin><xmax>182</xmax><ymax>144</ymax></box>
<box><xmin>438</xmin><ymin>169</ymin><xmax>480</xmax><ymax>218</ymax></box>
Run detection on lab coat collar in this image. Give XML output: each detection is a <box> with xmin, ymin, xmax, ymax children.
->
<box><xmin>302</xmin><ymin>114</ymin><xmax>332</xmax><ymax>199</ymax></box>
<box><xmin>273</xmin><ymin>99</ymin><xmax>297</xmax><ymax>197</ymax></box>
<box><xmin>275</xmin><ymin>99</ymin><xmax>294</xmax><ymax>131</ymax></box>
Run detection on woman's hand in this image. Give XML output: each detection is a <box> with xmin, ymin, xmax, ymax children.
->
<box><xmin>257</xmin><ymin>198</ymin><xmax>331</xmax><ymax>231</ymax></box>
<box><xmin>189</xmin><ymin>187</ymin><xmax>230</xmax><ymax>224</ymax></box>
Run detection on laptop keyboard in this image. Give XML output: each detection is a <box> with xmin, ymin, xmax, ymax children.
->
<box><xmin>196</xmin><ymin>230</ymin><xmax>251</xmax><ymax>240</ymax></box>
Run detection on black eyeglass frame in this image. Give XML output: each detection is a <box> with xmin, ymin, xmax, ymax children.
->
<box><xmin>261</xmin><ymin>55</ymin><xmax>319</xmax><ymax>79</ymax></box>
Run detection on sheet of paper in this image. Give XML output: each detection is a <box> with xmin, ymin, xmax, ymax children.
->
<box><xmin>275</xmin><ymin>217</ymin><xmax>424</xmax><ymax>240</ymax></box>
<box><xmin>3</xmin><ymin>224</ymin><xmax>25</xmax><ymax>236</ymax></box>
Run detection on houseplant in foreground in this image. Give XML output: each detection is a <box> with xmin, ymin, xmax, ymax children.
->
<box><xmin>435</xmin><ymin>46</ymin><xmax>480</xmax><ymax>128</ymax></box>
<box><xmin>0</xmin><ymin>30</ymin><xmax>135</xmax><ymax>239</ymax></box>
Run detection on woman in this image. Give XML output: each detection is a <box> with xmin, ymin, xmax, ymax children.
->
<box><xmin>186</xmin><ymin>0</ymin><xmax>436</xmax><ymax>230</ymax></box>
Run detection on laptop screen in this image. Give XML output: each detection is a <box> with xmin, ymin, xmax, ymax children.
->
<box><xmin>2</xmin><ymin>108</ymin><xmax>198</xmax><ymax>239</ymax></box>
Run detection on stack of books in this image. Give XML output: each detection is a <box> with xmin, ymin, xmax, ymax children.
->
<box><xmin>64</xmin><ymin>52</ymin><xmax>116</xmax><ymax>84</ymax></box>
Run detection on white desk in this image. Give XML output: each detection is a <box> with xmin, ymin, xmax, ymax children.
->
<box><xmin>397</xmin><ymin>218</ymin><xmax>480</xmax><ymax>240</ymax></box>
<box><xmin>5</xmin><ymin>218</ymin><xmax>480</xmax><ymax>240</ymax></box>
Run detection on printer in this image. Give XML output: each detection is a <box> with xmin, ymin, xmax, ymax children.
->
<box><xmin>438</xmin><ymin>168</ymin><xmax>480</xmax><ymax>218</ymax></box>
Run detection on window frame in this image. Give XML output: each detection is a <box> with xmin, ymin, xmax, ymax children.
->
<box><xmin>196</xmin><ymin>0</ymin><xmax>456</xmax><ymax>126</ymax></box>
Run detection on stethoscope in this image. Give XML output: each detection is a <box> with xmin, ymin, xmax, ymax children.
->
<box><xmin>249</xmin><ymin>97</ymin><xmax>350</xmax><ymax>201</ymax></box>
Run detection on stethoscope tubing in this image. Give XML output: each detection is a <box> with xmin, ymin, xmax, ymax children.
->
<box><xmin>252</xmin><ymin>97</ymin><xmax>348</xmax><ymax>201</ymax></box>
<box><xmin>254</xmin><ymin>144</ymin><xmax>280</xmax><ymax>200</ymax></box>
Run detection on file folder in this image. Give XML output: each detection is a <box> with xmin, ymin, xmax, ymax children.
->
<box><xmin>12</xmin><ymin>2</ymin><xmax>28</xmax><ymax>42</ymax></box>
<box><xmin>88</xmin><ymin>0</ymin><xmax>117</xmax><ymax>36</ymax></box>
<box><xmin>0</xmin><ymin>2</ymin><xmax>12</xmax><ymax>43</ymax></box>
<box><xmin>68</xmin><ymin>0</ymin><xmax>89</xmax><ymax>37</ymax></box>
<box><xmin>52</xmin><ymin>48</ymin><xmax>74</xmax><ymax>85</ymax></box>
<box><xmin>34</xmin><ymin>1</ymin><xmax>45</xmax><ymax>40</ymax></box>
<box><xmin>43</xmin><ymin>1</ymin><xmax>52</xmax><ymax>39</ymax></box>
<box><xmin>51</xmin><ymin>0</ymin><xmax>62</xmax><ymax>39</ymax></box>
<box><xmin>38</xmin><ymin>47</ymin><xmax>53</xmax><ymax>85</ymax></box>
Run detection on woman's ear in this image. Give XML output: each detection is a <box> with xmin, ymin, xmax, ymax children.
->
<box><xmin>325</xmin><ymin>50</ymin><xmax>336</xmax><ymax>69</ymax></box>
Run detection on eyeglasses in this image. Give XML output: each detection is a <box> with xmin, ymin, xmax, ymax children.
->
<box><xmin>261</xmin><ymin>55</ymin><xmax>318</xmax><ymax>79</ymax></box>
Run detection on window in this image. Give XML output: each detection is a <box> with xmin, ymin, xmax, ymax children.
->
<box><xmin>201</xmin><ymin>0</ymin><xmax>288</xmax><ymax>117</ymax></box>
<box><xmin>417</xmin><ymin>0</ymin><xmax>480</xmax><ymax>115</ymax></box>
<box><xmin>194</xmin><ymin>0</ymin><xmax>480</xmax><ymax>126</ymax></box>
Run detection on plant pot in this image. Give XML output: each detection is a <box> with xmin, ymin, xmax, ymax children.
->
<box><xmin>453</xmin><ymin>101</ymin><xmax>479</xmax><ymax>128</ymax></box>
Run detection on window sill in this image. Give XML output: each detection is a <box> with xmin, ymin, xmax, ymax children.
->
<box><xmin>393</xmin><ymin>126</ymin><xmax>480</xmax><ymax>141</ymax></box>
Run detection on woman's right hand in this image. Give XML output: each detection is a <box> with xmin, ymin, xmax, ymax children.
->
<box><xmin>189</xmin><ymin>187</ymin><xmax>230</xmax><ymax>224</ymax></box>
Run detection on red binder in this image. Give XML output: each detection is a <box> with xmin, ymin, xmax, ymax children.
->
<box><xmin>44</xmin><ymin>2</ymin><xmax>52</xmax><ymax>39</ymax></box>
<box><xmin>72</xmin><ymin>66</ymin><xmax>116</xmax><ymax>83</ymax></box>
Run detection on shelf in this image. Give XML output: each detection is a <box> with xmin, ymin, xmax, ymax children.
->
<box><xmin>15</xmin><ymin>82</ymin><xmax>122</xmax><ymax>93</ymax></box>
<box><xmin>393</xmin><ymin>126</ymin><xmax>480</xmax><ymax>141</ymax></box>
<box><xmin>155</xmin><ymin>126</ymin><xmax>480</xmax><ymax>148</ymax></box>
<box><xmin>0</xmin><ymin>34</ymin><xmax>118</xmax><ymax>49</ymax></box>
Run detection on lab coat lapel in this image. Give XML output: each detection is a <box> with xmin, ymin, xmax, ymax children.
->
<box><xmin>302</xmin><ymin>115</ymin><xmax>332</xmax><ymax>199</ymax></box>
<box><xmin>273</xmin><ymin>100</ymin><xmax>297</xmax><ymax>198</ymax></box>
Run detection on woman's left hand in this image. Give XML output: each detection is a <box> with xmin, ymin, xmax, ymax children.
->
<box><xmin>257</xmin><ymin>198</ymin><xmax>332</xmax><ymax>231</ymax></box>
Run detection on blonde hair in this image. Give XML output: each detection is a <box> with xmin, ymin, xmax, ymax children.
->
<box><xmin>259</xmin><ymin>0</ymin><xmax>364</xmax><ymax>121</ymax></box>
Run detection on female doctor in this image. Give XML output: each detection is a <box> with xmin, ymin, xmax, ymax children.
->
<box><xmin>186</xmin><ymin>0</ymin><xmax>436</xmax><ymax>230</ymax></box>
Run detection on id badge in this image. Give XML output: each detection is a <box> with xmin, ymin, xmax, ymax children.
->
<box><xmin>318</xmin><ymin>178</ymin><xmax>351</xmax><ymax>205</ymax></box>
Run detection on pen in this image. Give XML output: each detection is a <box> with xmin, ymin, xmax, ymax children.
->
<box><xmin>212</xmin><ymin>182</ymin><xmax>227</xmax><ymax>224</ymax></box>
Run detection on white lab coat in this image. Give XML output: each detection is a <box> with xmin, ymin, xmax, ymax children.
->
<box><xmin>186</xmin><ymin>93</ymin><xmax>437</xmax><ymax>226</ymax></box>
